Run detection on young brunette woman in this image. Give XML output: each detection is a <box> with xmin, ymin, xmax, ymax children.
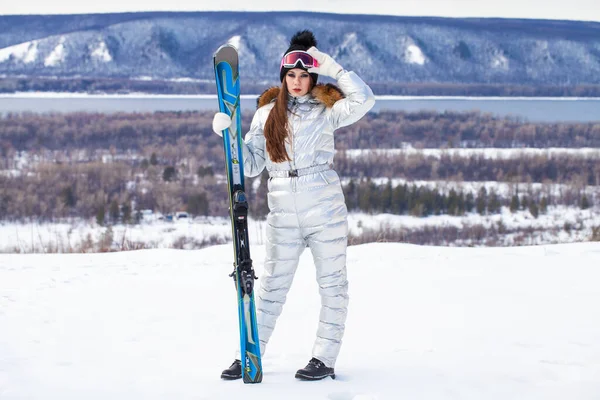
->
<box><xmin>213</xmin><ymin>30</ymin><xmax>375</xmax><ymax>381</ymax></box>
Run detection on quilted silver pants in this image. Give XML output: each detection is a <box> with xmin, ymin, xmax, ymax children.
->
<box><xmin>256</xmin><ymin>169</ymin><xmax>349</xmax><ymax>368</ymax></box>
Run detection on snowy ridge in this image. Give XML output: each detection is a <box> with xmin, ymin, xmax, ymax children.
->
<box><xmin>90</xmin><ymin>40</ymin><xmax>112</xmax><ymax>63</ymax></box>
<box><xmin>43</xmin><ymin>36</ymin><xmax>67</xmax><ymax>67</ymax></box>
<box><xmin>1</xmin><ymin>243</ymin><xmax>599</xmax><ymax>399</ymax></box>
<box><xmin>0</xmin><ymin>40</ymin><xmax>38</xmax><ymax>64</ymax></box>
<box><xmin>1</xmin><ymin>13</ymin><xmax>600</xmax><ymax>85</ymax></box>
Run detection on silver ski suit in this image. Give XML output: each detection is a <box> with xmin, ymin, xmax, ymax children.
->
<box><xmin>242</xmin><ymin>71</ymin><xmax>375</xmax><ymax>368</ymax></box>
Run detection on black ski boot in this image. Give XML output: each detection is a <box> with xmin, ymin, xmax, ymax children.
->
<box><xmin>221</xmin><ymin>359</ymin><xmax>242</xmax><ymax>380</ymax></box>
<box><xmin>295</xmin><ymin>357</ymin><xmax>335</xmax><ymax>381</ymax></box>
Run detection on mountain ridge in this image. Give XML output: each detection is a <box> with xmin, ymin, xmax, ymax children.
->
<box><xmin>1</xmin><ymin>11</ymin><xmax>600</xmax><ymax>89</ymax></box>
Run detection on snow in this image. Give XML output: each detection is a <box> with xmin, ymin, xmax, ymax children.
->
<box><xmin>338</xmin><ymin>33</ymin><xmax>363</xmax><ymax>58</ymax></box>
<box><xmin>405</xmin><ymin>44</ymin><xmax>426</xmax><ymax>65</ymax></box>
<box><xmin>333</xmin><ymin>33</ymin><xmax>373</xmax><ymax>68</ymax></box>
<box><xmin>44</xmin><ymin>37</ymin><xmax>67</xmax><ymax>67</ymax></box>
<box><xmin>1</xmin><ymin>242</ymin><xmax>599</xmax><ymax>399</ymax></box>
<box><xmin>90</xmin><ymin>41</ymin><xmax>112</xmax><ymax>63</ymax></box>
<box><xmin>340</xmin><ymin>33</ymin><xmax>359</xmax><ymax>49</ymax></box>
<box><xmin>0</xmin><ymin>41</ymin><xmax>39</xmax><ymax>64</ymax></box>
<box><xmin>492</xmin><ymin>53</ymin><xmax>509</xmax><ymax>70</ymax></box>
<box><xmin>227</xmin><ymin>35</ymin><xmax>242</xmax><ymax>51</ymax></box>
<box><xmin>348</xmin><ymin>206</ymin><xmax>600</xmax><ymax>243</ymax></box>
<box><xmin>0</xmin><ymin>218</ymin><xmax>236</xmax><ymax>253</ymax></box>
<box><xmin>343</xmin><ymin>147</ymin><xmax>600</xmax><ymax>160</ymax></box>
<box><xmin>2</xmin><ymin>205</ymin><xmax>599</xmax><ymax>253</ymax></box>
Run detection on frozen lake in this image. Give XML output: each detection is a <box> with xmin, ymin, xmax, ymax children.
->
<box><xmin>1</xmin><ymin>93</ymin><xmax>600</xmax><ymax>122</ymax></box>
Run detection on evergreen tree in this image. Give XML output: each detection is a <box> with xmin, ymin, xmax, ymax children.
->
<box><xmin>529</xmin><ymin>201</ymin><xmax>539</xmax><ymax>218</ymax></box>
<box><xmin>510</xmin><ymin>195</ymin><xmax>520</xmax><ymax>213</ymax></box>
<box><xmin>344</xmin><ymin>179</ymin><xmax>358</xmax><ymax>211</ymax></box>
<box><xmin>407</xmin><ymin>185</ymin><xmax>418</xmax><ymax>215</ymax></box>
<box><xmin>368</xmin><ymin>179</ymin><xmax>380</xmax><ymax>212</ymax></box>
<box><xmin>150</xmin><ymin>152</ymin><xmax>158</xmax><ymax>166</ymax></box>
<box><xmin>488</xmin><ymin>190</ymin><xmax>501</xmax><ymax>214</ymax></box>
<box><xmin>121</xmin><ymin>202</ymin><xmax>132</xmax><ymax>223</ymax></box>
<box><xmin>457</xmin><ymin>192</ymin><xmax>466</xmax><ymax>215</ymax></box>
<box><xmin>380</xmin><ymin>180</ymin><xmax>393</xmax><ymax>213</ymax></box>
<box><xmin>358</xmin><ymin>179</ymin><xmax>372</xmax><ymax>212</ymax></box>
<box><xmin>109</xmin><ymin>199</ymin><xmax>120</xmax><ymax>223</ymax></box>
<box><xmin>447</xmin><ymin>189</ymin><xmax>458</xmax><ymax>216</ymax></box>
<box><xmin>163</xmin><ymin>166</ymin><xmax>178</xmax><ymax>182</ymax></box>
<box><xmin>476</xmin><ymin>187</ymin><xmax>487</xmax><ymax>215</ymax></box>
<box><xmin>60</xmin><ymin>185</ymin><xmax>77</xmax><ymax>208</ymax></box>
<box><xmin>419</xmin><ymin>187</ymin><xmax>434</xmax><ymax>216</ymax></box>
<box><xmin>521</xmin><ymin>196</ymin><xmax>529</xmax><ymax>211</ymax></box>
<box><xmin>581</xmin><ymin>194</ymin><xmax>590</xmax><ymax>210</ymax></box>
<box><xmin>187</xmin><ymin>192</ymin><xmax>210</xmax><ymax>216</ymax></box>
<box><xmin>134</xmin><ymin>209</ymin><xmax>143</xmax><ymax>224</ymax></box>
<box><xmin>465</xmin><ymin>192</ymin><xmax>475</xmax><ymax>213</ymax></box>
<box><xmin>392</xmin><ymin>184</ymin><xmax>408</xmax><ymax>215</ymax></box>
<box><xmin>96</xmin><ymin>206</ymin><xmax>105</xmax><ymax>226</ymax></box>
<box><xmin>540</xmin><ymin>196</ymin><xmax>549</xmax><ymax>214</ymax></box>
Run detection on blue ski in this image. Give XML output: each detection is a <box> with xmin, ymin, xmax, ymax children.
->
<box><xmin>213</xmin><ymin>44</ymin><xmax>262</xmax><ymax>384</ymax></box>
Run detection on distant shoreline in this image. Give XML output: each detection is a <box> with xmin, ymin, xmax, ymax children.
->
<box><xmin>3</xmin><ymin>92</ymin><xmax>600</xmax><ymax>101</ymax></box>
<box><xmin>3</xmin><ymin>76</ymin><xmax>600</xmax><ymax>98</ymax></box>
<box><xmin>2</xmin><ymin>92</ymin><xmax>600</xmax><ymax>122</ymax></box>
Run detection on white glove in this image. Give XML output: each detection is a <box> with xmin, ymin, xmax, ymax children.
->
<box><xmin>306</xmin><ymin>46</ymin><xmax>344</xmax><ymax>80</ymax></box>
<box><xmin>212</xmin><ymin>112</ymin><xmax>232</xmax><ymax>137</ymax></box>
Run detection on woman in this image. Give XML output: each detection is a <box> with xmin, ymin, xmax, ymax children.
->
<box><xmin>213</xmin><ymin>30</ymin><xmax>375</xmax><ymax>381</ymax></box>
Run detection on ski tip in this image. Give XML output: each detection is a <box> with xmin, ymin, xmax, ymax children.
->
<box><xmin>214</xmin><ymin>43</ymin><xmax>239</xmax><ymax>58</ymax></box>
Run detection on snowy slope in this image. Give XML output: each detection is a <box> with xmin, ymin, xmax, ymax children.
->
<box><xmin>1</xmin><ymin>243</ymin><xmax>599</xmax><ymax>399</ymax></box>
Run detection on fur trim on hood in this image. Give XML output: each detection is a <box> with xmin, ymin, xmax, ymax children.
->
<box><xmin>256</xmin><ymin>83</ymin><xmax>345</xmax><ymax>109</ymax></box>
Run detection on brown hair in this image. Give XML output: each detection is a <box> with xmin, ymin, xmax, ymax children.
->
<box><xmin>264</xmin><ymin>79</ymin><xmax>292</xmax><ymax>163</ymax></box>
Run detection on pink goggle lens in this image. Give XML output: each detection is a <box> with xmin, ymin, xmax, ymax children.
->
<box><xmin>280</xmin><ymin>51</ymin><xmax>319</xmax><ymax>69</ymax></box>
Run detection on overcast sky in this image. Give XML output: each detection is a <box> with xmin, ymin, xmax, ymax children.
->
<box><xmin>1</xmin><ymin>0</ymin><xmax>599</xmax><ymax>22</ymax></box>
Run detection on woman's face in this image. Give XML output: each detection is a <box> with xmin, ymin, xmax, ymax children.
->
<box><xmin>285</xmin><ymin>68</ymin><xmax>312</xmax><ymax>97</ymax></box>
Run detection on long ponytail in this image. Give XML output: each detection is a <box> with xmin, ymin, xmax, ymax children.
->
<box><xmin>264</xmin><ymin>80</ymin><xmax>292</xmax><ymax>163</ymax></box>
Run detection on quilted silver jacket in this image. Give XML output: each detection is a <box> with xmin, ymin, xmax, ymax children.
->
<box><xmin>242</xmin><ymin>71</ymin><xmax>375</xmax><ymax>176</ymax></box>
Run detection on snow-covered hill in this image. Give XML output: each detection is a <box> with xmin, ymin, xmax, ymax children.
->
<box><xmin>1</xmin><ymin>243</ymin><xmax>599</xmax><ymax>399</ymax></box>
<box><xmin>1</xmin><ymin>12</ymin><xmax>600</xmax><ymax>86</ymax></box>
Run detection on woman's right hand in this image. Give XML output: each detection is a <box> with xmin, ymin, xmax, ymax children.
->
<box><xmin>212</xmin><ymin>112</ymin><xmax>232</xmax><ymax>137</ymax></box>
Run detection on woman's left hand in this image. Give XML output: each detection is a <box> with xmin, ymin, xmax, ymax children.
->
<box><xmin>307</xmin><ymin>47</ymin><xmax>344</xmax><ymax>80</ymax></box>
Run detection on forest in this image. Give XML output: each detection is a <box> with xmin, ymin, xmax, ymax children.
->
<box><xmin>0</xmin><ymin>109</ymin><xmax>598</xmax><ymax>245</ymax></box>
<box><xmin>2</xmin><ymin>110</ymin><xmax>600</xmax><ymax>152</ymax></box>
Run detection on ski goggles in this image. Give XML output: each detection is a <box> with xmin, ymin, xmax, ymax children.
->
<box><xmin>280</xmin><ymin>51</ymin><xmax>319</xmax><ymax>70</ymax></box>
